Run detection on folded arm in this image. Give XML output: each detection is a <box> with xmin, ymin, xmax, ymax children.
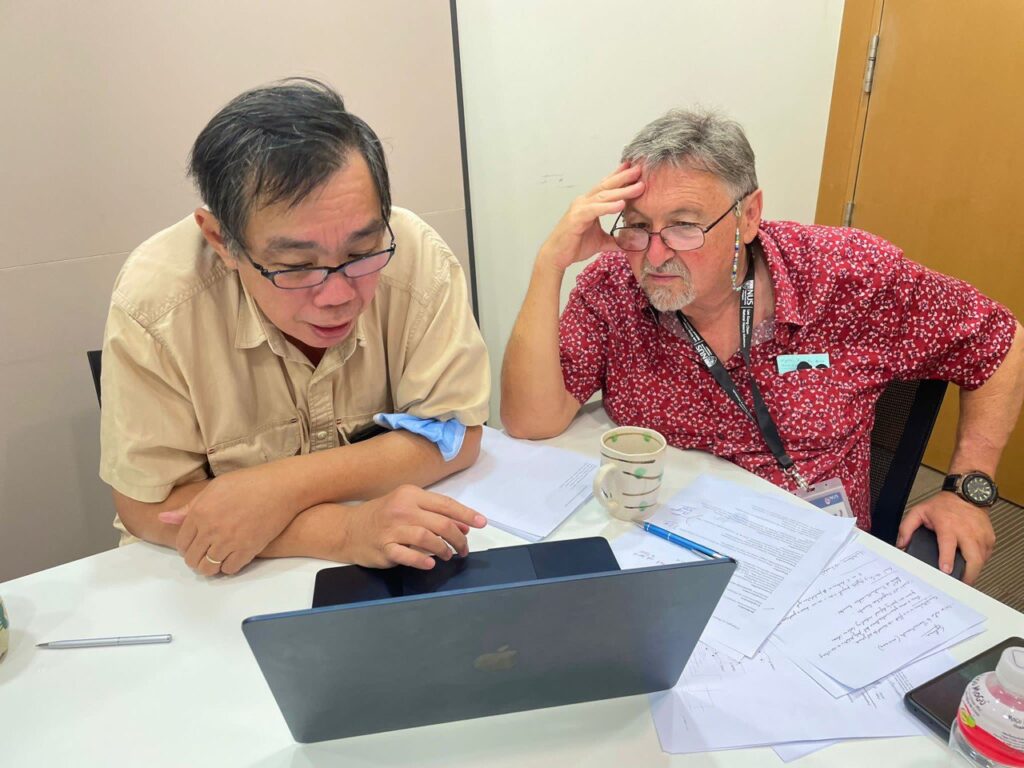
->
<box><xmin>113</xmin><ymin>426</ymin><xmax>482</xmax><ymax>573</ymax></box>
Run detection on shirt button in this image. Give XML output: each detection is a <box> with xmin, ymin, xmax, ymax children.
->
<box><xmin>316</xmin><ymin>430</ymin><xmax>328</xmax><ymax>440</ymax></box>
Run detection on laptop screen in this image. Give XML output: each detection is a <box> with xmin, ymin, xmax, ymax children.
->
<box><xmin>312</xmin><ymin>537</ymin><xmax>619</xmax><ymax>607</ymax></box>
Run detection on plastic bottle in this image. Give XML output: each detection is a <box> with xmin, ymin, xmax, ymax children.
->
<box><xmin>949</xmin><ymin>646</ymin><xmax>1024</xmax><ymax>767</ymax></box>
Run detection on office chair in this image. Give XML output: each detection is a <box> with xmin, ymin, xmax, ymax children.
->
<box><xmin>869</xmin><ymin>379</ymin><xmax>965</xmax><ymax>578</ymax></box>
<box><xmin>87</xmin><ymin>349</ymin><xmax>102</xmax><ymax>406</ymax></box>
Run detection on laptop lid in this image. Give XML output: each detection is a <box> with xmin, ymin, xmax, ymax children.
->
<box><xmin>243</xmin><ymin>542</ymin><xmax>735</xmax><ymax>743</ymax></box>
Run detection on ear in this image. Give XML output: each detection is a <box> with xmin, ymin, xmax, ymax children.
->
<box><xmin>194</xmin><ymin>207</ymin><xmax>238</xmax><ymax>270</ymax></box>
<box><xmin>740</xmin><ymin>189</ymin><xmax>763</xmax><ymax>244</ymax></box>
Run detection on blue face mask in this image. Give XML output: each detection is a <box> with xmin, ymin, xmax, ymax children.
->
<box><xmin>372</xmin><ymin>413</ymin><xmax>467</xmax><ymax>462</ymax></box>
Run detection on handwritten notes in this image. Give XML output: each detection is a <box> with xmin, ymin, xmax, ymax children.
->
<box><xmin>643</xmin><ymin>475</ymin><xmax>856</xmax><ymax>657</ymax></box>
<box><xmin>772</xmin><ymin>542</ymin><xmax>985</xmax><ymax>689</ymax></box>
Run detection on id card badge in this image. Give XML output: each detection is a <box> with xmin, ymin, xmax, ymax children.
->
<box><xmin>795</xmin><ymin>477</ymin><xmax>855</xmax><ymax>518</ymax></box>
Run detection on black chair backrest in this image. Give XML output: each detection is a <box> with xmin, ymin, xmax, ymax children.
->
<box><xmin>869</xmin><ymin>379</ymin><xmax>948</xmax><ymax>545</ymax></box>
<box><xmin>87</xmin><ymin>349</ymin><xmax>102</xmax><ymax>406</ymax></box>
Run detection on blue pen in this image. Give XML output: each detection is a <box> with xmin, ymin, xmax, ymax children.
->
<box><xmin>635</xmin><ymin>521</ymin><xmax>725</xmax><ymax>560</ymax></box>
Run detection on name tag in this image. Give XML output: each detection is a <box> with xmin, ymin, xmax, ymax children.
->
<box><xmin>795</xmin><ymin>477</ymin><xmax>854</xmax><ymax>518</ymax></box>
<box><xmin>776</xmin><ymin>353</ymin><xmax>831</xmax><ymax>374</ymax></box>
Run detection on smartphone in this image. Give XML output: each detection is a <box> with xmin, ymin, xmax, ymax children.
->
<box><xmin>904</xmin><ymin>636</ymin><xmax>1024</xmax><ymax>739</ymax></box>
<box><xmin>311</xmin><ymin>537</ymin><xmax>620</xmax><ymax>608</ymax></box>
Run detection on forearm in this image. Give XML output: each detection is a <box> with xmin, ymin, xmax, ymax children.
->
<box><xmin>949</xmin><ymin>321</ymin><xmax>1024</xmax><ymax>475</ymax></box>
<box><xmin>112</xmin><ymin>480</ymin><xmax>210</xmax><ymax>547</ymax></box>
<box><xmin>501</xmin><ymin>259</ymin><xmax>580</xmax><ymax>438</ymax></box>
<box><xmin>113</xmin><ymin>427</ymin><xmax>480</xmax><ymax>560</ymax></box>
<box><xmin>258</xmin><ymin>502</ymin><xmax>343</xmax><ymax>560</ymax></box>
<box><xmin>271</xmin><ymin>425</ymin><xmax>483</xmax><ymax>512</ymax></box>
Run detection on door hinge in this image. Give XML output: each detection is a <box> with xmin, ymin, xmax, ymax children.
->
<box><xmin>843</xmin><ymin>201</ymin><xmax>854</xmax><ymax>227</ymax></box>
<box><xmin>863</xmin><ymin>34</ymin><xmax>880</xmax><ymax>94</ymax></box>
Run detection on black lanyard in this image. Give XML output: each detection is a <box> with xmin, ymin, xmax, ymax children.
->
<box><xmin>675</xmin><ymin>257</ymin><xmax>809</xmax><ymax>490</ymax></box>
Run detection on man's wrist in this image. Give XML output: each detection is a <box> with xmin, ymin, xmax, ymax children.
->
<box><xmin>267</xmin><ymin>452</ymin><xmax>330</xmax><ymax>513</ymax></box>
<box><xmin>534</xmin><ymin>249</ymin><xmax>569</xmax><ymax>280</ymax></box>
<box><xmin>261</xmin><ymin>503</ymin><xmax>347</xmax><ymax>561</ymax></box>
<box><xmin>942</xmin><ymin>470</ymin><xmax>999</xmax><ymax>508</ymax></box>
<box><xmin>947</xmin><ymin>437</ymin><xmax>1000</xmax><ymax>477</ymax></box>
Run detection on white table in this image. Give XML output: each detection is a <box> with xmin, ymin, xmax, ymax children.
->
<box><xmin>2</xmin><ymin>402</ymin><xmax>1021</xmax><ymax>766</ymax></box>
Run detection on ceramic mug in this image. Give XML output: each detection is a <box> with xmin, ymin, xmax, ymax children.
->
<box><xmin>592</xmin><ymin>426</ymin><xmax>667</xmax><ymax>521</ymax></box>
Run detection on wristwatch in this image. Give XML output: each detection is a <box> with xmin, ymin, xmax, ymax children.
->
<box><xmin>942</xmin><ymin>471</ymin><xmax>999</xmax><ymax>508</ymax></box>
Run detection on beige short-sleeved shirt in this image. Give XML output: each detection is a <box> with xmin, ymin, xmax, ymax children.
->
<box><xmin>100</xmin><ymin>206</ymin><xmax>490</xmax><ymax>521</ymax></box>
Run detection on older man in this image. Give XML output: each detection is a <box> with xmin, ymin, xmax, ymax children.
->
<box><xmin>502</xmin><ymin>108</ymin><xmax>1023</xmax><ymax>584</ymax></box>
<box><xmin>100</xmin><ymin>79</ymin><xmax>489</xmax><ymax>575</ymax></box>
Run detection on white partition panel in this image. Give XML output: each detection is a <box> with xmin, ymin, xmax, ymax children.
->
<box><xmin>457</xmin><ymin>0</ymin><xmax>845</xmax><ymax>423</ymax></box>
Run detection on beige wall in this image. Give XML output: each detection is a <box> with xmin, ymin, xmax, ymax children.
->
<box><xmin>0</xmin><ymin>0</ymin><xmax>469</xmax><ymax>580</ymax></box>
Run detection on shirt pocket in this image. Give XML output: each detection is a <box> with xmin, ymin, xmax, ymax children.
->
<box><xmin>337</xmin><ymin>418</ymin><xmax>389</xmax><ymax>445</ymax></box>
<box><xmin>753</xmin><ymin>364</ymin><xmax>859</xmax><ymax>451</ymax></box>
<box><xmin>207</xmin><ymin>416</ymin><xmax>301</xmax><ymax>476</ymax></box>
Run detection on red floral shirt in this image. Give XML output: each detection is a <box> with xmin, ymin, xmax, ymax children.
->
<box><xmin>559</xmin><ymin>221</ymin><xmax>1017</xmax><ymax>530</ymax></box>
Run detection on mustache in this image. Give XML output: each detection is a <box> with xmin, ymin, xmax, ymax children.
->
<box><xmin>642</xmin><ymin>260</ymin><xmax>689</xmax><ymax>277</ymax></box>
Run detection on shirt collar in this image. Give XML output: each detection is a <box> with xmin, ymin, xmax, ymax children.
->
<box><xmin>755</xmin><ymin>226</ymin><xmax>805</xmax><ymax>327</ymax></box>
<box><xmin>234</xmin><ymin>278</ymin><xmax>273</xmax><ymax>351</ymax></box>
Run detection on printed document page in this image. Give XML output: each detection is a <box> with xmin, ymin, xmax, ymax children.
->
<box><xmin>429</xmin><ymin>427</ymin><xmax>597</xmax><ymax>541</ymax></box>
<box><xmin>650</xmin><ymin>640</ymin><xmax>952</xmax><ymax>753</ymax></box>
<box><xmin>609</xmin><ymin>525</ymin><xmax>706</xmax><ymax>567</ymax></box>
<box><xmin>769</xmin><ymin>653</ymin><xmax>941</xmax><ymax>762</ymax></box>
<box><xmin>644</xmin><ymin>475</ymin><xmax>856</xmax><ymax>657</ymax></box>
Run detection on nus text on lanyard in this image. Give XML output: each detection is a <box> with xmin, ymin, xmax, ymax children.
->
<box><xmin>674</xmin><ymin>254</ymin><xmax>810</xmax><ymax>490</ymax></box>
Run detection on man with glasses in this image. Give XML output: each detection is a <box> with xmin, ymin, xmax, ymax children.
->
<box><xmin>100</xmin><ymin>79</ymin><xmax>490</xmax><ymax>575</ymax></box>
<box><xmin>501</xmin><ymin>108</ymin><xmax>1023</xmax><ymax>584</ymax></box>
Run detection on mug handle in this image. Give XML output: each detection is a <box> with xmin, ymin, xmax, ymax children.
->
<box><xmin>593</xmin><ymin>463</ymin><xmax>620</xmax><ymax>515</ymax></box>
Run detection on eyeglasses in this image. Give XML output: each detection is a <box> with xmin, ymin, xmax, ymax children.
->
<box><xmin>609</xmin><ymin>193</ymin><xmax>753</xmax><ymax>253</ymax></box>
<box><xmin>238</xmin><ymin>220</ymin><xmax>396</xmax><ymax>289</ymax></box>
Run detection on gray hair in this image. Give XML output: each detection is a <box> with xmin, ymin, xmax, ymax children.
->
<box><xmin>188</xmin><ymin>78</ymin><xmax>391</xmax><ymax>252</ymax></box>
<box><xmin>621</xmin><ymin>108</ymin><xmax>758</xmax><ymax>199</ymax></box>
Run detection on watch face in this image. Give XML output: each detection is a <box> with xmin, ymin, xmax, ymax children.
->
<box><xmin>963</xmin><ymin>474</ymin><xmax>996</xmax><ymax>505</ymax></box>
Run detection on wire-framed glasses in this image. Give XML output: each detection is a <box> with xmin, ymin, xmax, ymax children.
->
<box><xmin>238</xmin><ymin>220</ymin><xmax>396</xmax><ymax>289</ymax></box>
<box><xmin>609</xmin><ymin>193</ymin><xmax>754</xmax><ymax>252</ymax></box>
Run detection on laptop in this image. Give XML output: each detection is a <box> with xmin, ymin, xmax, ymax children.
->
<box><xmin>242</xmin><ymin>537</ymin><xmax>735</xmax><ymax>743</ymax></box>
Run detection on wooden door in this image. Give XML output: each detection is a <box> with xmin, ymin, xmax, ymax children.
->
<box><xmin>817</xmin><ymin>0</ymin><xmax>1024</xmax><ymax>503</ymax></box>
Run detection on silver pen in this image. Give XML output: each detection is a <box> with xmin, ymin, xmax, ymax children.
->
<box><xmin>36</xmin><ymin>633</ymin><xmax>172</xmax><ymax>649</ymax></box>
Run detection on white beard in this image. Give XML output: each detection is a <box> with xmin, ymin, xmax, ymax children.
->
<box><xmin>641</xmin><ymin>261</ymin><xmax>696</xmax><ymax>312</ymax></box>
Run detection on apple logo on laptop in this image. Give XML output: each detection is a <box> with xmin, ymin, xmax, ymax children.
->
<box><xmin>474</xmin><ymin>644</ymin><xmax>517</xmax><ymax>671</ymax></box>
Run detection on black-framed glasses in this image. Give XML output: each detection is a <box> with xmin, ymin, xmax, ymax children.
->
<box><xmin>610</xmin><ymin>192</ymin><xmax>754</xmax><ymax>253</ymax></box>
<box><xmin>238</xmin><ymin>220</ymin><xmax>396</xmax><ymax>289</ymax></box>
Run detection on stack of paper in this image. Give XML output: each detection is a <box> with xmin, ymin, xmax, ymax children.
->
<box><xmin>429</xmin><ymin>427</ymin><xmax>597</xmax><ymax>541</ymax></box>
<box><xmin>626</xmin><ymin>475</ymin><xmax>857</xmax><ymax>657</ymax></box>
<box><xmin>609</xmin><ymin>474</ymin><xmax>986</xmax><ymax>758</ymax></box>
<box><xmin>648</xmin><ymin>640</ymin><xmax>950</xmax><ymax>755</ymax></box>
